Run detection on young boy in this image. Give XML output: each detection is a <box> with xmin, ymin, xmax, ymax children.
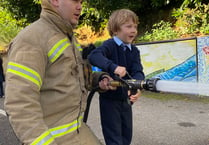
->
<box><xmin>88</xmin><ymin>9</ymin><xmax>145</xmax><ymax>145</ymax></box>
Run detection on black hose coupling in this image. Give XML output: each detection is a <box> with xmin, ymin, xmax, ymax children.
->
<box><xmin>142</xmin><ymin>78</ymin><xmax>160</xmax><ymax>92</ymax></box>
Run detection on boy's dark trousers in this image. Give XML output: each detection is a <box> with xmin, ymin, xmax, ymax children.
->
<box><xmin>99</xmin><ymin>96</ymin><xmax>133</xmax><ymax>145</ymax></box>
<box><xmin>0</xmin><ymin>81</ymin><xmax>4</xmax><ymax>97</ymax></box>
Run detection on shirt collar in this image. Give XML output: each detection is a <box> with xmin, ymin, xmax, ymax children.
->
<box><xmin>113</xmin><ymin>36</ymin><xmax>132</xmax><ymax>51</ymax></box>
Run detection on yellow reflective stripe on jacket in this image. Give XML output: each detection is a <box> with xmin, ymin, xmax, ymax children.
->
<box><xmin>48</xmin><ymin>38</ymin><xmax>70</xmax><ymax>63</ymax></box>
<box><xmin>75</xmin><ymin>42</ymin><xmax>82</xmax><ymax>51</ymax></box>
<box><xmin>31</xmin><ymin>116</ymin><xmax>83</xmax><ymax>145</ymax></box>
<box><xmin>7</xmin><ymin>62</ymin><xmax>42</xmax><ymax>89</ymax></box>
<box><xmin>30</xmin><ymin>131</ymin><xmax>54</xmax><ymax>145</ymax></box>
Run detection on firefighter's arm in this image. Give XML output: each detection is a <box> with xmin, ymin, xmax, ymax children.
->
<box><xmin>4</xmin><ymin>42</ymin><xmax>57</xmax><ymax>145</ymax></box>
<box><xmin>92</xmin><ymin>72</ymin><xmax>116</xmax><ymax>92</ymax></box>
<box><xmin>81</xmin><ymin>44</ymin><xmax>116</xmax><ymax>92</ymax></box>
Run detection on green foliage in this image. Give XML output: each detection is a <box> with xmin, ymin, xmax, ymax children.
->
<box><xmin>0</xmin><ymin>6</ymin><xmax>24</xmax><ymax>47</ymax></box>
<box><xmin>94</xmin><ymin>41</ymin><xmax>103</xmax><ymax>47</ymax></box>
<box><xmin>79</xmin><ymin>1</ymin><xmax>107</xmax><ymax>31</ymax></box>
<box><xmin>1</xmin><ymin>0</ymin><xmax>209</xmax><ymax>45</ymax></box>
<box><xmin>137</xmin><ymin>1</ymin><xmax>209</xmax><ymax>42</ymax></box>
<box><xmin>0</xmin><ymin>0</ymin><xmax>41</xmax><ymax>25</ymax></box>
<box><xmin>86</xmin><ymin>0</ymin><xmax>177</xmax><ymax>15</ymax></box>
<box><xmin>173</xmin><ymin>3</ymin><xmax>209</xmax><ymax>35</ymax></box>
<box><xmin>85</xmin><ymin>0</ymin><xmax>182</xmax><ymax>31</ymax></box>
<box><xmin>0</xmin><ymin>0</ymin><xmax>185</xmax><ymax>33</ymax></box>
<box><xmin>33</xmin><ymin>0</ymin><xmax>41</xmax><ymax>4</ymax></box>
<box><xmin>180</xmin><ymin>0</ymin><xmax>203</xmax><ymax>9</ymax></box>
<box><xmin>138</xmin><ymin>21</ymin><xmax>180</xmax><ymax>42</ymax></box>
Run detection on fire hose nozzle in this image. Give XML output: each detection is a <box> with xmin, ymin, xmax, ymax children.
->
<box><xmin>109</xmin><ymin>78</ymin><xmax>160</xmax><ymax>92</ymax></box>
<box><xmin>142</xmin><ymin>78</ymin><xmax>160</xmax><ymax>92</ymax></box>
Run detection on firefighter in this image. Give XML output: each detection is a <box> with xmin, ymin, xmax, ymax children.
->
<box><xmin>4</xmin><ymin>0</ymin><xmax>114</xmax><ymax>144</ymax></box>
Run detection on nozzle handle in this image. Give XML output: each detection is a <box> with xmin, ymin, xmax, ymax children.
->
<box><xmin>108</xmin><ymin>81</ymin><xmax>124</xmax><ymax>87</ymax></box>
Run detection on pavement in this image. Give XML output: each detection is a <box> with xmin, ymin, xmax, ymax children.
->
<box><xmin>0</xmin><ymin>97</ymin><xmax>21</xmax><ymax>145</ymax></box>
<box><xmin>1</xmin><ymin>92</ymin><xmax>209</xmax><ymax>145</ymax></box>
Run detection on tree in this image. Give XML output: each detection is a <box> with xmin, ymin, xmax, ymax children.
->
<box><xmin>84</xmin><ymin>0</ymin><xmax>184</xmax><ymax>32</ymax></box>
<box><xmin>0</xmin><ymin>0</ymin><xmax>207</xmax><ymax>32</ymax></box>
<box><xmin>0</xmin><ymin>0</ymin><xmax>41</xmax><ymax>26</ymax></box>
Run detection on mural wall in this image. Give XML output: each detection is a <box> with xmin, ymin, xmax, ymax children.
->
<box><xmin>197</xmin><ymin>36</ymin><xmax>209</xmax><ymax>84</ymax></box>
<box><xmin>136</xmin><ymin>38</ymin><xmax>197</xmax><ymax>82</ymax></box>
<box><xmin>136</xmin><ymin>36</ymin><xmax>209</xmax><ymax>96</ymax></box>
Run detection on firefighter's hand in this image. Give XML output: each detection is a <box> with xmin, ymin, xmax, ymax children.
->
<box><xmin>99</xmin><ymin>75</ymin><xmax>116</xmax><ymax>91</ymax></box>
<box><xmin>114</xmin><ymin>66</ymin><xmax>126</xmax><ymax>78</ymax></box>
<box><xmin>128</xmin><ymin>89</ymin><xmax>141</xmax><ymax>103</ymax></box>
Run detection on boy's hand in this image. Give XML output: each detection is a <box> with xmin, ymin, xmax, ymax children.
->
<box><xmin>114</xmin><ymin>66</ymin><xmax>126</xmax><ymax>77</ymax></box>
<box><xmin>99</xmin><ymin>75</ymin><xmax>116</xmax><ymax>91</ymax></box>
<box><xmin>128</xmin><ymin>90</ymin><xmax>141</xmax><ymax>103</ymax></box>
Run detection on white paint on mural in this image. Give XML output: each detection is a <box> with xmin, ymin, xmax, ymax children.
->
<box><xmin>137</xmin><ymin>39</ymin><xmax>196</xmax><ymax>75</ymax></box>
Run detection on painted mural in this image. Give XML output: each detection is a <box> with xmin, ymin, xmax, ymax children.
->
<box><xmin>136</xmin><ymin>38</ymin><xmax>197</xmax><ymax>82</ymax></box>
<box><xmin>197</xmin><ymin>36</ymin><xmax>209</xmax><ymax>84</ymax></box>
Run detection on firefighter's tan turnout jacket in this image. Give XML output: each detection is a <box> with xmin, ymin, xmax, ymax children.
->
<box><xmin>4</xmin><ymin>0</ymin><xmax>102</xmax><ymax>145</ymax></box>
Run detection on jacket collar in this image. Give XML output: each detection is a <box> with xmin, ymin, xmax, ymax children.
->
<box><xmin>40</xmin><ymin>0</ymin><xmax>73</xmax><ymax>35</ymax></box>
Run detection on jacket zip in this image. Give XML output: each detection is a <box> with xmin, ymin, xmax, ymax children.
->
<box><xmin>67</xmin><ymin>33</ymin><xmax>83</xmax><ymax>133</ymax></box>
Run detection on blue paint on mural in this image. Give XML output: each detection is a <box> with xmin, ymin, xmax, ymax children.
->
<box><xmin>154</xmin><ymin>55</ymin><xmax>197</xmax><ymax>82</ymax></box>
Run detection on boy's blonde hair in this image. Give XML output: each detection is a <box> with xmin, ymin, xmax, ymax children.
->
<box><xmin>107</xmin><ymin>9</ymin><xmax>139</xmax><ymax>37</ymax></box>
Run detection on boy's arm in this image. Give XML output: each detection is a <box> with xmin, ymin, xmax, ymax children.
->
<box><xmin>131</xmin><ymin>47</ymin><xmax>145</xmax><ymax>80</ymax></box>
<box><xmin>88</xmin><ymin>46</ymin><xmax>117</xmax><ymax>74</ymax></box>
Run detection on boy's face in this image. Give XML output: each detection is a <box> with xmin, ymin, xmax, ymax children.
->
<box><xmin>116</xmin><ymin>19</ymin><xmax>137</xmax><ymax>44</ymax></box>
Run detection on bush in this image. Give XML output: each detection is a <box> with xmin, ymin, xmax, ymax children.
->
<box><xmin>0</xmin><ymin>0</ymin><xmax>41</xmax><ymax>24</ymax></box>
<box><xmin>137</xmin><ymin>20</ymin><xmax>180</xmax><ymax>42</ymax></box>
<box><xmin>0</xmin><ymin>6</ymin><xmax>25</xmax><ymax>50</ymax></box>
<box><xmin>172</xmin><ymin>3</ymin><xmax>209</xmax><ymax>35</ymax></box>
<box><xmin>75</xmin><ymin>25</ymin><xmax>110</xmax><ymax>46</ymax></box>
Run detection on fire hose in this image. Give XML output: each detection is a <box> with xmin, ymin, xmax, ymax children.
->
<box><xmin>83</xmin><ymin>78</ymin><xmax>160</xmax><ymax>123</ymax></box>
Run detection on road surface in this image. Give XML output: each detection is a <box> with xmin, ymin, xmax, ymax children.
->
<box><xmin>1</xmin><ymin>93</ymin><xmax>209</xmax><ymax>145</ymax></box>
